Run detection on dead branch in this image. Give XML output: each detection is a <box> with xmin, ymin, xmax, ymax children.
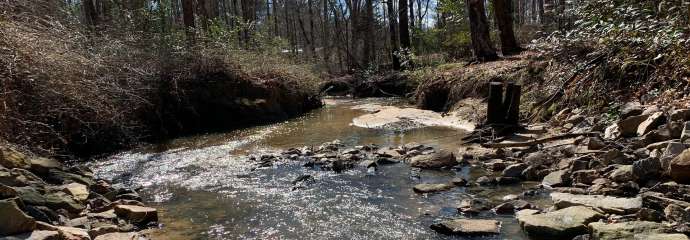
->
<box><xmin>480</xmin><ymin>132</ymin><xmax>599</xmax><ymax>148</ymax></box>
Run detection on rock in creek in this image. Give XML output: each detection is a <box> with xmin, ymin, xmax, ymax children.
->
<box><xmin>0</xmin><ymin>198</ymin><xmax>36</xmax><ymax>236</ymax></box>
<box><xmin>430</xmin><ymin>219</ymin><xmax>500</xmax><ymax>236</ymax></box>
<box><xmin>114</xmin><ymin>205</ymin><xmax>158</xmax><ymax>225</ymax></box>
<box><xmin>551</xmin><ymin>192</ymin><xmax>642</xmax><ymax>215</ymax></box>
<box><xmin>409</xmin><ymin>150</ymin><xmax>457</xmax><ymax>169</ymax></box>
<box><xmin>589</xmin><ymin>221</ymin><xmax>687</xmax><ymax>240</ymax></box>
<box><xmin>517</xmin><ymin>206</ymin><xmax>603</xmax><ymax>240</ymax></box>
<box><xmin>413</xmin><ymin>183</ymin><xmax>452</xmax><ymax>193</ymax></box>
<box><xmin>458</xmin><ymin>198</ymin><xmax>492</xmax><ymax>214</ymax></box>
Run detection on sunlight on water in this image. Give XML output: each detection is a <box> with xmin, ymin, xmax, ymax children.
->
<box><xmin>91</xmin><ymin>98</ymin><xmax>536</xmax><ymax>240</ymax></box>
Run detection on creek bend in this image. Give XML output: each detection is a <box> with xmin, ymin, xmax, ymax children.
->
<box><xmin>89</xmin><ymin>98</ymin><xmax>545</xmax><ymax>240</ymax></box>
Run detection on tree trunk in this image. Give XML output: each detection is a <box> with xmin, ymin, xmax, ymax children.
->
<box><xmin>492</xmin><ymin>0</ymin><xmax>521</xmax><ymax>55</ymax></box>
<box><xmin>363</xmin><ymin>0</ymin><xmax>374</xmax><ymax>66</ymax></box>
<box><xmin>182</xmin><ymin>0</ymin><xmax>196</xmax><ymax>45</ymax></box>
<box><xmin>273</xmin><ymin>0</ymin><xmax>279</xmax><ymax>36</ymax></box>
<box><xmin>308</xmin><ymin>0</ymin><xmax>317</xmax><ymax>59</ymax></box>
<box><xmin>398</xmin><ymin>0</ymin><xmax>411</xmax><ymax>49</ymax></box>
<box><xmin>241</xmin><ymin>0</ymin><xmax>257</xmax><ymax>45</ymax></box>
<box><xmin>537</xmin><ymin>0</ymin><xmax>544</xmax><ymax>23</ymax></box>
<box><xmin>386</xmin><ymin>0</ymin><xmax>400</xmax><ymax>70</ymax></box>
<box><xmin>466</xmin><ymin>0</ymin><xmax>498</xmax><ymax>61</ymax></box>
<box><xmin>82</xmin><ymin>0</ymin><xmax>99</xmax><ymax>26</ymax></box>
<box><xmin>409</xmin><ymin>0</ymin><xmax>414</xmax><ymax>32</ymax></box>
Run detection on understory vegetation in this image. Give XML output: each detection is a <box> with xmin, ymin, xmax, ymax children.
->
<box><xmin>0</xmin><ymin>0</ymin><xmax>322</xmax><ymax>157</ymax></box>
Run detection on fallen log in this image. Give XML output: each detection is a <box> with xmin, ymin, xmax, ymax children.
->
<box><xmin>480</xmin><ymin>132</ymin><xmax>600</xmax><ymax>148</ymax></box>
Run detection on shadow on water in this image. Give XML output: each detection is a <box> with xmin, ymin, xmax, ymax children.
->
<box><xmin>91</xmin><ymin>98</ymin><xmax>541</xmax><ymax>240</ymax></box>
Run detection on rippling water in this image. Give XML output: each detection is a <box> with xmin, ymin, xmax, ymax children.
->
<box><xmin>90</xmin><ymin>98</ymin><xmax>542</xmax><ymax>240</ymax></box>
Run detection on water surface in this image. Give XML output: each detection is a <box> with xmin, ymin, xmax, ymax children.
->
<box><xmin>91</xmin><ymin>98</ymin><xmax>541</xmax><ymax>240</ymax></box>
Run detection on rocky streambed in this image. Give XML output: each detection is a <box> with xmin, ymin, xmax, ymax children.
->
<box><xmin>10</xmin><ymin>98</ymin><xmax>690</xmax><ymax>240</ymax></box>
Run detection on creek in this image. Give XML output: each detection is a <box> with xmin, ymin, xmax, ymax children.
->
<box><xmin>90</xmin><ymin>98</ymin><xmax>545</xmax><ymax>240</ymax></box>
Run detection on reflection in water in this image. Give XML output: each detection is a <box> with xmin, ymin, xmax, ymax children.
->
<box><xmin>91</xmin><ymin>98</ymin><xmax>538</xmax><ymax>240</ymax></box>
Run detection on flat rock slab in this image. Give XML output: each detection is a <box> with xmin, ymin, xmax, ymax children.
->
<box><xmin>93</xmin><ymin>232</ymin><xmax>142</xmax><ymax>240</ymax></box>
<box><xmin>61</xmin><ymin>183</ymin><xmax>89</xmax><ymax>202</ymax></box>
<box><xmin>430</xmin><ymin>219</ymin><xmax>500</xmax><ymax>236</ymax></box>
<box><xmin>1</xmin><ymin>230</ymin><xmax>60</xmax><ymax>240</ymax></box>
<box><xmin>551</xmin><ymin>192</ymin><xmax>642</xmax><ymax>214</ymax></box>
<box><xmin>413</xmin><ymin>183</ymin><xmax>452</xmax><ymax>193</ymax></box>
<box><xmin>114</xmin><ymin>204</ymin><xmax>158</xmax><ymax>224</ymax></box>
<box><xmin>517</xmin><ymin>206</ymin><xmax>603</xmax><ymax>240</ymax></box>
<box><xmin>589</xmin><ymin>221</ymin><xmax>686</xmax><ymax>240</ymax></box>
<box><xmin>409</xmin><ymin>151</ymin><xmax>458</xmax><ymax>169</ymax></box>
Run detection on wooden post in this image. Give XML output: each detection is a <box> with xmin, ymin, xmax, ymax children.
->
<box><xmin>487</xmin><ymin>82</ymin><xmax>505</xmax><ymax>125</ymax></box>
<box><xmin>505</xmin><ymin>83</ymin><xmax>522</xmax><ymax>125</ymax></box>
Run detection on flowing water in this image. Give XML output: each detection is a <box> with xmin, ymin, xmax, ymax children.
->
<box><xmin>90</xmin><ymin>98</ymin><xmax>545</xmax><ymax>240</ymax></box>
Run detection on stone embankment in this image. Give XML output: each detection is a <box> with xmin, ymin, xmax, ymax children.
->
<box><xmin>0</xmin><ymin>146</ymin><xmax>158</xmax><ymax>240</ymax></box>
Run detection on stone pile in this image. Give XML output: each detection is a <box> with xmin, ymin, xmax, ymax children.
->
<box><xmin>434</xmin><ymin>105</ymin><xmax>690</xmax><ymax>239</ymax></box>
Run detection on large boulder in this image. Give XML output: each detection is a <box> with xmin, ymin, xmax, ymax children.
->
<box><xmin>588</xmin><ymin>221</ymin><xmax>686</xmax><ymax>240</ymax></box>
<box><xmin>0</xmin><ymin>147</ymin><xmax>31</xmax><ymax>169</ymax></box>
<box><xmin>0</xmin><ymin>198</ymin><xmax>36</xmax><ymax>236</ymax></box>
<box><xmin>551</xmin><ymin>192</ymin><xmax>642</xmax><ymax>214</ymax></box>
<box><xmin>430</xmin><ymin>219</ymin><xmax>500</xmax><ymax>236</ymax></box>
<box><xmin>409</xmin><ymin>150</ymin><xmax>457</xmax><ymax>169</ymax></box>
<box><xmin>114</xmin><ymin>205</ymin><xmax>158</xmax><ymax>225</ymax></box>
<box><xmin>670</xmin><ymin>149</ymin><xmax>690</xmax><ymax>183</ymax></box>
<box><xmin>517</xmin><ymin>206</ymin><xmax>603</xmax><ymax>240</ymax></box>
